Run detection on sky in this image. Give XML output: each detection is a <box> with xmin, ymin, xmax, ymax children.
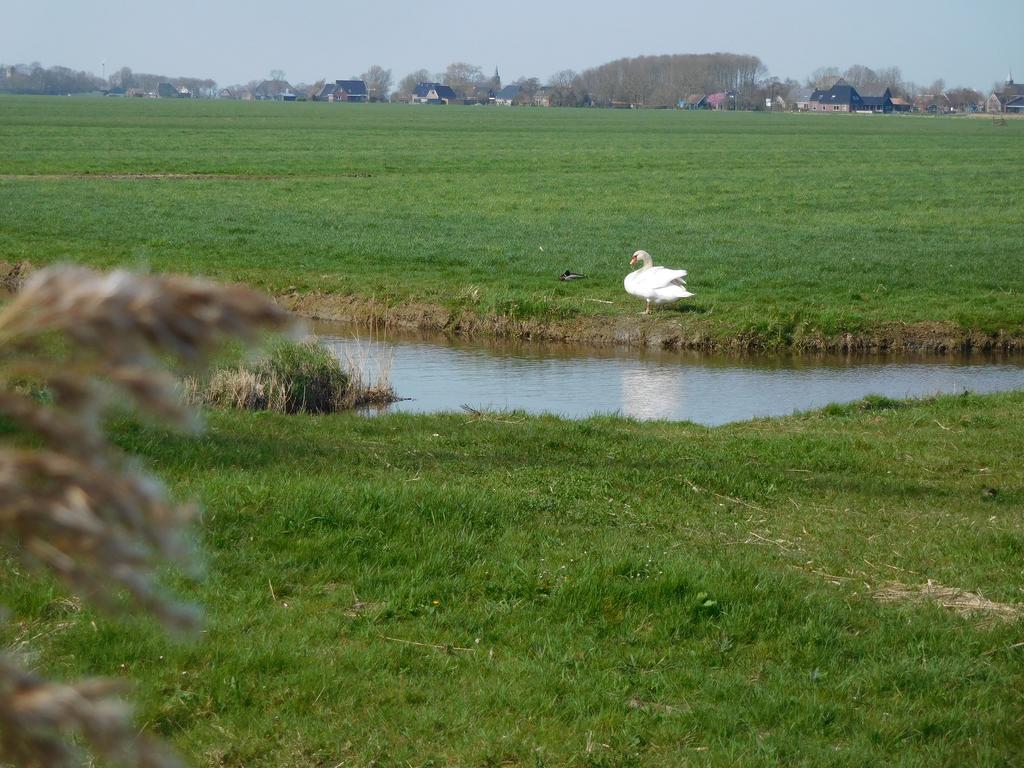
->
<box><xmin>2</xmin><ymin>0</ymin><xmax>1020</xmax><ymax>91</ymax></box>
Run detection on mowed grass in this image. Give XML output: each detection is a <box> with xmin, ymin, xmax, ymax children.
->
<box><xmin>0</xmin><ymin>97</ymin><xmax>1022</xmax><ymax>343</ymax></box>
<box><xmin>3</xmin><ymin>392</ymin><xmax>1023</xmax><ymax>766</ymax></box>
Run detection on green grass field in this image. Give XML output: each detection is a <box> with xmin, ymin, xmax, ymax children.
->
<box><xmin>4</xmin><ymin>394</ymin><xmax>1023</xmax><ymax>766</ymax></box>
<box><xmin>1</xmin><ymin>97</ymin><xmax>1022</xmax><ymax>346</ymax></box>
<box><xmin>2</xmin><ymin>97</ymin><xmax>1023</xmax><ymax>767</ymax></box>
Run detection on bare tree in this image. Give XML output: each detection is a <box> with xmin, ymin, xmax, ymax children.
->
<box><xmin>946</xmin><ymin>87</ymin><xmax>982</xmax><ymax>110</ymax></box>
<box><xmin>513</xmin><ymin>76</ymin><xmax>540</xmax><ymax>105</ymax></box>
<box><xmin>577</xmin><ymin>52</ymin><xmax>767</xmax><ymax>107</ymax></box>
<box><xmin>442</xmin><ymin>62</ymin><xmax>484</xmax><ymax>98</ymax></box>
<box><xmin>396</xmin><ymin>68</ymin><xmax>432</xmax><ymax>100</ymax></box>
<box><xmin>112</xmin><ymin>66</ymin><xmax>134</xmax><ymax>89</ymax></box>
<box><xmin>361</xmin><ymin>64</ymin><xmax>392</xmax><ymax>101</ymax></box>
<box><xmin>269</xmin><ymin>69</ymin><xmax>286</xmax><ymax>83</ymax></box>
<box><xmin>547</xmin><ymin>69</ymin><xmax>583</xmax><ymax>106</ymax></box>
<box><xmin>807</xmin><ymin>66</ymin><xmax>841</xmax><ymax>89</ymax></box>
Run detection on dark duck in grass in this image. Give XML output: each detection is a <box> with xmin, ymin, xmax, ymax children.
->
<box><xmin>559</xmin><ymin>270</ymin><xmax>586</xmax><ymax>281</ymax></box>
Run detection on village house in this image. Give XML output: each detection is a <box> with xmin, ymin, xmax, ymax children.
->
<box><xmin>494</xmin><ymin>84</ymin><xmax>521</xmax><ymax>106</ymax></box>
<box><xmin>466</xmin><ymin>85</ymin><xmax>496</xmax><ymax>105</ymax></box>
<box><xmin>987</xmin><ymin>72</ymin><xmax>1024</xmax><ymax>113</ymax></box>
<box><xmin>791</xmin><ymin>87</ymin><xmax>814</xmax><ymax>111</ymax></box>
<box><xmin>413</xmin><ymin>82</ymin><xmax>458</xmax><ymax>104</ymax></box>
<box><xmin>316</xmin><ymin>79</ymin><xmax>368</xmax><ymax>102</ymax></box>
<box><xmin>802</xmin><ymin>81</ymin><xmax>894</xmax><ymax>113</ymax></box>
<box><xmin>251</xmin><ymin>79</ymin><xmax>294</xmax><ymax>101</ymax></box>
<box><xmin>678</xmin><ymin>94</ymin><xmax>708</xmax><ymax>110</ymax></box>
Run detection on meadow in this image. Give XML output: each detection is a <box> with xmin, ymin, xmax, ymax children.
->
<box><xmin>3</xmin><ymin>393</ymin><xmax>1023</xmax><ymax>766</ymax></box>
<box><xmin>1</xmin><ymin>97</ymin><xmax>1022</xmax><ymax>348</ymax></box>
<box><xmin>1</xmin><ymin>97</ymin><xmax>1023</xmax><ymax>767</ymax></box>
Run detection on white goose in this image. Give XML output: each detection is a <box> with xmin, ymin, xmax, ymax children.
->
<box><xmin>623</xmin><ymin>250</ymin><xmax>694</xmax><ymax>314</ymax></box>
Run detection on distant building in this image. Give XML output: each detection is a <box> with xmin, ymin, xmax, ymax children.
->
<box><xmin>316</xmin><ymin>79</ymin><xmax>368</xmax><ymax>102</ymax></box>
<box><xmin>860</xmin><ymin>88</ymin><xmax>894</xmax><ymax>113</ymax></box>
<box><xmin>495</xmin><ymin>84</ymin><xmax>521</xmax><ymax>106</ymax></box>
<box><xmin>678</xmin><ymin>94</ymin><xmax>708</xmax><ymax>110</ymax></box>
<box><xmin>803</xmin><ymin>81</ymin><xmax>893</xmax><ymax>113</ymax></box>
<box><xmin>251</xmin><ymin>79</ymin><xmax>294</xmax><ymax>101</ymax></box>
<box><xmin>156</xmin><ymin>82</ymin><xmax>180</xmax><ymax>99</ymax></box>
<box><xmin>987</xmin><ymin>72</ymin><xmax>1024</xmax><ymax>113</ymax></box>
<box><xmin>472</xmin><ymin>85</ymin><xmax>496</xmax><ymax>104</ymax></box>
<box><xmin>791</xmin><ymin>87</ymin><xmax>814</xmax><ymax>111</ymax></box>
<box><xmin>413</xmin><ymin>82</ymin><xmax>458</xmax><ymax>104</ymax></box>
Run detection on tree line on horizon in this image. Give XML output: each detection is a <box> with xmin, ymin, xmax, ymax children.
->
<box><xmin>0</xmin><ymin>55</ymin><xmax>996</xmax><ymax>109</ymax></box>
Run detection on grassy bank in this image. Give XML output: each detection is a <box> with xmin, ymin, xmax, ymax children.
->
<box><xmin>4</xmin><ymin>392</ymin><xmax>1022</xmax><ymax>766</ymax></box>
<box><xmin>1</xmin><ymin>98</ymin><xmax>1022</xmax><ymax>350</ymax></box>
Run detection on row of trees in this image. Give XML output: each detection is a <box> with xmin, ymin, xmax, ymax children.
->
<box><xmin>574</xmin><ymin>53</ymin><xmax>767</xmax><ymax>107</ymax></box>
<box><xmin>0</xmin><ymin>62</ymin><xmax>105</xmax><ymax>95</ymax></box>
<box><xmin>0</xmin><ymin>62</ymin><xmax>216</xmax><ymax>96</ymax></box>
<box><xmin>109</xmin><ymin>66</ymin><xmax>216</xmax><ymax>97</ymax></box>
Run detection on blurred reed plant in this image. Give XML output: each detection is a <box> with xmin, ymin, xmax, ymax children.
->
<box><xmin>0</xmin><ymin>266</ymin><xmax>292</xmax><ymax>767</ymax></box>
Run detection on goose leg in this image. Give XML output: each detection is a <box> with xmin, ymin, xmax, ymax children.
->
<box><xmin>643</xmin><ymin>300</ymin><xmax>652</xmax><ymax>315</ymax></box>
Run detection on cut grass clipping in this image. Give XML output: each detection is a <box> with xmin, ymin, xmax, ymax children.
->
<box><xmin>187</xmin><ymin>339</ymin><xmax>395</xmax><ymax>413</ymax></box>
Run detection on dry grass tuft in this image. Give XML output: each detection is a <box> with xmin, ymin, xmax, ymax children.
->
<box><xmin>874</xmin><ymin>580</ymin><xmax>1023</xmax><ymax>627</ymax></box>
<box><xmin>0</xmin><ymin>261</ymin><xmax>34</xmax><ymax>293</ymax></box>
<box><xmin>0</xmin><ymin>265</ymin><xmax>294</xmax><ymax>767</ymax></box>
<box><xmin>188</xmin><ymin>338</ymin><xmax>396</xmax><ymax>414</ymax></box>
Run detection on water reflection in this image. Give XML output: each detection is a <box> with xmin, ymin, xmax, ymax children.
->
<box><xmin>621</xmin><ymin>366</ymin><xmax>686</xmax><ymax>420</ymax></box>
<box><xmin>315</xmin><ymin>323</ymin><xmax>1024</xmax><ymax>425</ymax></box>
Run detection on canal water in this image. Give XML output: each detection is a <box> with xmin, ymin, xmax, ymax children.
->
<box><xmin>316</xmin><ymin>324</ymin><xmax>1024</xmax><ymax>426</ymax></box>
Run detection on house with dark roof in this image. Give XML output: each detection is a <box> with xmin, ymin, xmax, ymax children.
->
<box><xmin>987</xmin><ymin>73</ymin><xmax>1024</xmax><ymax>113</ymax></box>
<box><xmin>860</xmin><ymin>88</ymin><xmax>894</xmax><ymax>113</ymax></box>
<box><xmin>316</xmin><ymin>79</ymin><xmax>369</xmax><ymax>102</ymax></box>
<box><xmin>803</xmin><ymin>81</ymin><xmax>895</xmax><ymax>113</ymax></box>
<box><xmin>495</xmin><ymin>84</ymin><xmax>521</xmax><ymax>106</ymax></box>
<box><xmin>413</xmin><ymin>82</ymin><xmax>458</xmax><ymax>104</ymax></box>
<box><xmin>252</xmin><ymin>79</ymin><xmax>294</xmax><ymax>101</ymax></box>
<box><xmin>471</xmin><ymin>85</ymin><xmax>496</xmax><ymax>104</ymax></box>
<box><xmin>678</xmin><ymin>94</ymin><xmax>708</xmax><ymax>110</ymax></box>
<box><xmin>808</xmin><ymin>80</ymin><xmax>865</xmax><ymax>112</ymax></box>
<box><xmin>157</xmin><ymin>82</ymin><xmax>180</xmax><ymax>99</ymax></box>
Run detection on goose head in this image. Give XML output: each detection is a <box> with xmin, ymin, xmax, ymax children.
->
<box><xmin>629</xmin><ymin>250</ymin><xmax>653</xmax><ymax>268</ymax></box>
